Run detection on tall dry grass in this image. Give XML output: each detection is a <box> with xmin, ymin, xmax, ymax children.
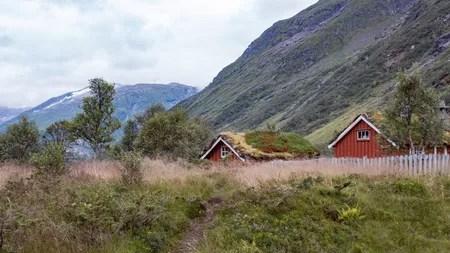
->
<box><xmin>0</xmin><ymin>163</ymin><xmax>34</xmax><ymax>187</ymax></box>
<box><xmin>68</xmin><ymin>158</ymin><xmax>408</xmax><ymax>186</ymax></box>
<box><xmin>235</xmin><ymin>159</ymin><xmax>402</xmax><ymax>186</ymax></box>
<box><xmin>71</xmin><ymin>160</ymin><xmax>122</xmax><ymax>180</ymax></box>
<box><xmin>0</xmin><ymin>158</ymin><xmax>419</xmax><ymax>188</ymax></box>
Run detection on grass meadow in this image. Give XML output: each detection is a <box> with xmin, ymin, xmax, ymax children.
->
<box><xmin>1</xmin><ymin>159</ymin><xmax>450</xmax><ymax>252</ymax></box>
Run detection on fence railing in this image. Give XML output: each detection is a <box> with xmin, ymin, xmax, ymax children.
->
<box><xmin>329</xmin><ymin>154</ymin><xmax>450</xmax><ymax>175</ymax></box>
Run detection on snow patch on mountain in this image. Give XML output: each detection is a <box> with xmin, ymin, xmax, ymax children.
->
<box><xmin>71</xmin><ymin>87</ymin><xmax>90</xmax><ymax>97</ymax></box>
<box><xmin>44</xmin><ymin>96</ymin><xmax>72</xmax><ymax>110</ymax></box>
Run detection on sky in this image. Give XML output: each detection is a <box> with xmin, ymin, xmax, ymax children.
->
<box><xmin>0</xmin><ymin>0</ymin><xmax>317</xmax><ymax>108</ymax></box>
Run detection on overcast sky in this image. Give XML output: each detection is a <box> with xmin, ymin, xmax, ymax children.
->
<box><xmin>0</xmin><ymin>0</ymin><xmax>317</xmax><ymax>108</ymax></box>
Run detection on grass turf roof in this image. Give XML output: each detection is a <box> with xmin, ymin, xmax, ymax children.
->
<box><xmin>220</xmin><ymin>131</ymin><xmax>320</xmax><ymax>159</ymax></box>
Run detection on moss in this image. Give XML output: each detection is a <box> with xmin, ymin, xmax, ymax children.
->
<box><xmin>220</xmin><ymin>131</ymin><xmax>319</xmax><ymax>160</ymax></box>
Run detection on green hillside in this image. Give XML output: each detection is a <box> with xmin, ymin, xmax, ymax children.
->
<box><xmin>180</xmin><ymin>0</ymin><xmax>450</xmax><ymax>151</ymax></box>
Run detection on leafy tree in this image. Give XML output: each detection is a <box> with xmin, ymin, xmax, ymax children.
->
<box><xmin>380</xmin><ymin>69</ymin><xmax>444</xmax><ymax>153</ymax></box>
<box><xmin>43</xmin><ymin>120</ymin><xmax>73</xmax><ymax>145</ymax></box>
<box><xmin>71</xmin><ymin>78</ymin><xmax>121</xmax><ymax>157</ymax></box>
<box><xmin>121</xmin><ymin>103</ymin><xmax>166</xmax><ymax>152</ymax></box>
<box><xmin>135</xmin><ymin>103</ymin><xmax>166</xmax><ymax>126</ymax></box>
<box><xmin>136</xmin><ymin>108</ymin><xmax>211</xmax><ymax>160</ymax></box>
<box><xmin>1</xmin><ymin>116</ymin><xmax>40</xmax><ymax>162</ymax></box>
<box><xmin>44</xmin><ymin>120</ymin><xmax>78</xmax><ymax>163</ymax></box>
<box><xmin>121</xmin><ymin>119</ymin><xmax>139</xmax><ymax>152</ymax></box>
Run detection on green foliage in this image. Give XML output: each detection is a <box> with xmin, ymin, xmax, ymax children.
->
<box><xmin>43</xmin><ymin>120</ymin><xmax>78</xmax><ymax>163</ymax></box>
<box><xmin>0</xmin><ymin>116</ymin><xmax>40</xmax><ymax>163</ymax></box>
<box><xmin>121</xmin><ymin>104</ymin><xmax>167</xmax><ymax>153</ymax></box>
<box><xmin>136</xmin><ymin>108</ymin><xmax>212</xmax><ymax>160</ymax></box>
<box><xmin>43</xmin><ymin>120</ymin><xmax>73</xmax><ymax>145</ymax></box>
<box><xmin>71</xmin><ymin>78</ymin><xmax>121</xmax><ymax>156</ymax></box>
<box><xmin>135</xmin><ymin>103</ymin><xmax>166</xmax><ymax>126</ymax></box>
<box><xmin>121</xmin><ymin>119</ymin><xmax>139</xmax><ymax>152</ymax></box>
<box><xmin>380</xmin><ymin>69</ymin><xmax>444</xmax><ymax>151</ymax></box>
<box><xmin>32</xmin><ymin>142</ymin><xmax>67</xmax><ymax>176</ymax></box>
<box><xmin>0</xmin><ymin>134</ymin><xmax>8</xmax><ymax>162</ymax></box>
<box><xmin>338</xmin><ymin>204</ymin><xmax>365</xmax><ymax>223</ymax></box>
<box><xmin>119</xmin><ymin>152</ymin><xmax>143</xmax><ymax>185</ymax></box>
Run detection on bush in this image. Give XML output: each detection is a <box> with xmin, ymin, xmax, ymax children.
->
<box><xmin>0</xmin><ymin>116</ymin><xmax>40</xmax><ymax>163</ymax></box>
<box><xmin>32</xmin><ymin>142</ymin><xmax>67</xmax><ymax>176</ymax></box>
<box><xmin>119</xmin><ymin>152</ymin><xmax>143</xmax><ymax>185</ymax></box>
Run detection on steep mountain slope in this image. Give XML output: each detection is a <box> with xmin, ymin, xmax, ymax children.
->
<box><xmin>180</xmin><ymin>0</ymin><xmax>450</xmax><ymax>150</ymax></box>
<box><xmin>0</xmin><ymin>83</ymin><xmax>198</xmax><ymax>132</ymax></box>
<box><xmin>0</xmin><ymin>107</ymin><xmax>29</xmax><ymax>124</ymax></box>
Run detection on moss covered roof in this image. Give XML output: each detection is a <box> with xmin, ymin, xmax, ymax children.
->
<box><xmin>218</xmin><ymin>131</ymin><xmax>320</xmax><ymax>160</ymax></box>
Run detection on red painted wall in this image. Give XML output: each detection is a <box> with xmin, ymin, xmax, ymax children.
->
<box><xmin>333</xmin><ymin>121</ymin><xmax>449</xmax><ymax>158</ymax></box>
<box><xmin>204</xmin><ymin>141</ymin><xmax>240</xmax><ymax>161</ymax></box>
<box><xmin>334</xmin><ymin>120</ymin><xmax>384</xmax><ymax>158</ymax></box>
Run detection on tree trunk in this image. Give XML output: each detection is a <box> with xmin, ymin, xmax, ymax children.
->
<box><xmin>92</xmin><ymin>145</ymin><xmax>98</xmax><ymax>160</ymax></box>
<box><xmin>408</xmin><ymin>127</ymin><xmax>414</xmax><ymax>154</ymax></box>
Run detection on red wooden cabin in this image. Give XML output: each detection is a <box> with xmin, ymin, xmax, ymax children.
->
<box><xmin>328</xmin><ymin>114</ymin><xmax>449</xmax><ymax>158</ymax></box>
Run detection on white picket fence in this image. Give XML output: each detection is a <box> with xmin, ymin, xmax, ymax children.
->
<box><xmin>330</xmin><ymin>154</ymin><xmax>450</xmax><ymax>175</ymax></box>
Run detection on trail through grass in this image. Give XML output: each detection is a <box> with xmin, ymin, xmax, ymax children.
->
<box><xmin>1</xmin><ymin>161</ymin><xmax>450</xmax><ymax>252</ymax></box>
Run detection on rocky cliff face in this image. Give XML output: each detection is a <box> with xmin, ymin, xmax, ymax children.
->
<box><xmin>180</xmin><ymin>0</ymin><xmax>450</xmax><ymax>149</ymax></box>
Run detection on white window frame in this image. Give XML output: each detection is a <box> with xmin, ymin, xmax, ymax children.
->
<box><xmin>357</xmin><ymin>130</ymin><xmax>370</xmax><ymax>141</ymax></box>
<box><xmin>221</xmin><ymin>146</ymin><xmax>229</xmax><ymax>158</ymax></box>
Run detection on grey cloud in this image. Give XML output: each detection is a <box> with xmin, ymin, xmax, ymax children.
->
<box><xmin>0</xmin><ymin>0</ymin><xmax>316</xmax><ymax>108</ymax></box>
<box><xmin>113</xmin><ymin>55</ymin><xmax>158</xmax><ymax>70</ymax></box>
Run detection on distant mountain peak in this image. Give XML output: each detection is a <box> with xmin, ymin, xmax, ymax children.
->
<box><xmin>0</xmin><ymin>82</ymin><xmax>198</xmax><ymax>133</ymax></box>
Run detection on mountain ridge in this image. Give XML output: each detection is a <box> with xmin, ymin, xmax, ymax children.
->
<box><xmin>0</xmin><ymin>82</ymin><xmax>198</xmax><ymax>133</ymax></box>
<box><xmin>0</xmin><ymin>107</ymin><xmax>29</xmax><ymax>124</ymax></box>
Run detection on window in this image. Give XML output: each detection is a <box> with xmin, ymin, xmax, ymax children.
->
<box><xmin>221</xmin><ymin>146</ymin><xmax>229</xmax><ymax>158</ymax></box>
<box><xmin>357</xmin><ymin>130</ymin><xmax>370</xmax><ymax>141</ymax></box>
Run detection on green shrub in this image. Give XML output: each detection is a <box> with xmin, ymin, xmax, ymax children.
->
<box><xmin>32</xmin><ymin>142</ymin><xmax>67</xmax><ymax>176</ymax></box>
<box><xmin>338</xmin><ymin>204</ymin><xmax>365</xmax><ymax>223</ymax></box>
<box><xmin>119</xmin><ymin>152</ymin><xmax>143</xmax><ymax>185</ymax></box>
<box><xmin>0</xmin><ymin>116</ymin><xmax>40</xmax><ymax>163</ymax></box>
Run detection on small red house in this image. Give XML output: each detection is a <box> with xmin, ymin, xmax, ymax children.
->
<box><xmin>328</xmin><ymin>114</ymin><xmax>449</xmax><ymax>158</ymax></box>
<box><xmin>200</xmin><ymin>136</ymin><xmax>245</xmax><ymax>162</ymax></box>
<box><xmin>328</xmin><ymin>114</ymin><xmax>395</xmax><ymax>158</ymax></box>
